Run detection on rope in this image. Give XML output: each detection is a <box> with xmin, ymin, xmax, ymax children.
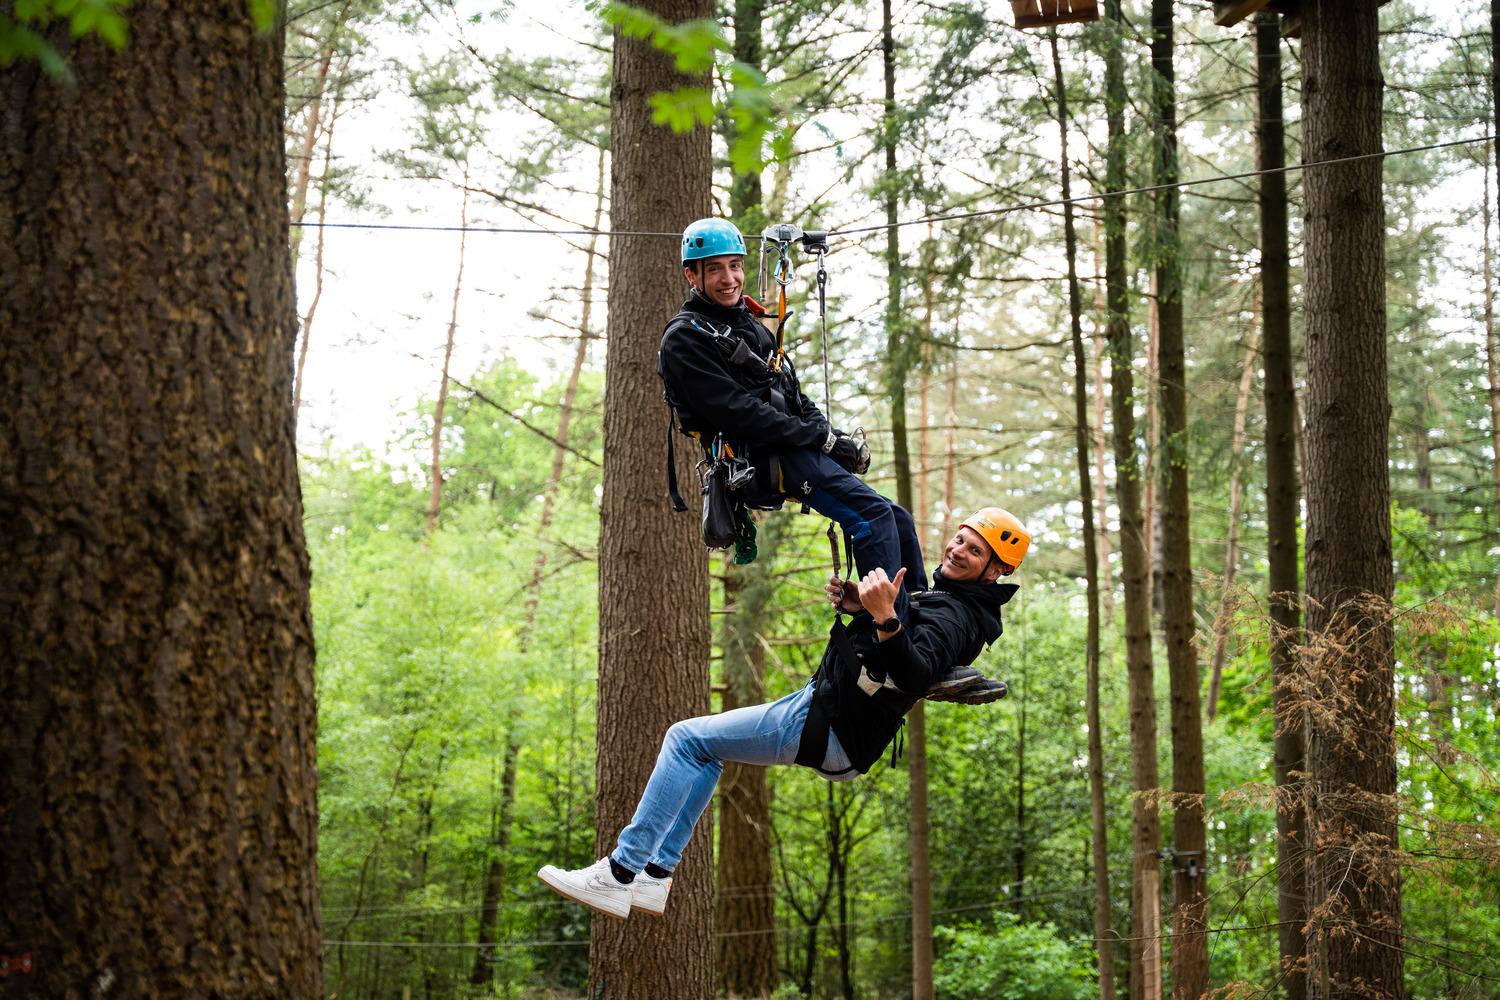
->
<box><xmin>287</xmin><ymin>134</ymin><xmax>1495</xmax><ymax>241</ymax></box>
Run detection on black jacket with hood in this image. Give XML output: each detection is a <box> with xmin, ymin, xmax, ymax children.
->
<box><xmin>658</xmin><ymin>291</ymin><xmax>829</xmax><ymax>455</ymax></box>
<box><xmin>795</xmin><ymin>569</ymin><xmax>1018</xmax><ymax>775</ymax></box>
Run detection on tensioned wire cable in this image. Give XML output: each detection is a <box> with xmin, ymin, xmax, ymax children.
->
<box><xmin>289</xmin><ymin>134</ymin><xmax>1494</xmax><ymax>242</ymax></box>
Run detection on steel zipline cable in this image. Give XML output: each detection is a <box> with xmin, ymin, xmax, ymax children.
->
<box><xmin>288</xmin><ymin>133</ymin><xmax>1494</xmax><ymax>243</ymax></box>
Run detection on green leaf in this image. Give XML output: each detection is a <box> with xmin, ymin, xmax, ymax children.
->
<box><xmin>648</xmin><ymin>86</ymin><xmax>713</xmax><ymax>133</ymax></box>
<box><xmin>248</xmin><ymin>0</ymin><xmax>276</xmax><ymax>30</ymax></box>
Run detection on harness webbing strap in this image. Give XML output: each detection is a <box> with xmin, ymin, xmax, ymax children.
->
<box><xmin>666</xmin><ymin>411</ymin><xmax>688</xmax><ymax>513</ymax></box>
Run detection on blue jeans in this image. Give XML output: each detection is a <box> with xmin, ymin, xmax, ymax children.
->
<box><xmin>612</xmin><ymin>684</ymin><xmax>857</xmax><ymax>874</ymax></box>
<box><xmin>776</xmin><ymin>448</ymin><xmax>928</xmax><ymax>619</ymax></box>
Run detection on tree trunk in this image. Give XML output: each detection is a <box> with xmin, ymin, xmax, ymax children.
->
<box><xmin>1050</xmin><ymin>25</ymin><xmax>1105</xmax><ymax>989</ymax></box>
<box><xmin>715</xmin><ymin>8</ymin><xmax>778</xmax><ymax>989</ymax></box>
<box><xmin>0</xmin><ymin>4</ymin><xmax>321</xmax><ymax>998</ymax></box>
<box><xmin>716</xmin><ymin>517</ymin><xmax>781</xmax><ymax>999</ymax></box>
<box><xmin>425</xmin><ymin>168</ymin><xmax>470</xmax><ymax>536</ymax></box>
<box><xmin>1145</xmin><ymin>278</ymin><xmax>1160</xmax><ymax>606</ymax></box>
<box><xmin>883</xmin><ymin>0</ymin><xmax>912</xmax><ymax>509</ymax></box>
<box><xmin>593</xmin><ymin>1</ymin><xmax>714</xmax><ymax>996</ymax></box>
<box><xmin>1105</xmin><ymin>3</ymin><xmax>1158</xmax><ymax>998</ymax></box>
<box><xmin>910</xmin><ymin>252</ymin><xmax>937</xmax><ymax>1000</ymax></box>
<box><xmin>1151</xmin><ymin>4</ymin><xmax>1208</xmax><ymax>995</ymax></box>
<box><xmin>1092</xmin><ymin>223</ymin><xmax>1114</xmax><ymax>622</ymax></box>
<box><xmin>1486</xmin><ymin>51</ymin><xmax>1500</xmax><ymax>617</ymax></box>
<box><xmin>1206</xmin><ymin>312</ymin><xmax>1259</xmax><ymax>722</ymax></box>
<box><xmin>1301</xmin><ymin>3</ymin><xmax>1403</xmax><ymax>998</ymax></box>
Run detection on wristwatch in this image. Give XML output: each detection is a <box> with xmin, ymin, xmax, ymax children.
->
<box><xmin>875</xmin><ymin>616</ymin><xmax>902</xmax><ymax>634</ymax></box>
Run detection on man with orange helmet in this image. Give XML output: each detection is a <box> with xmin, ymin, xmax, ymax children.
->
<box><xmin>538</xmin><ymin>508</ymin><xmax>1030</xmax><ymax>921</ymax></box>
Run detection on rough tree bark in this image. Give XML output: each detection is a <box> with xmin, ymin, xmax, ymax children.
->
<box><xmin>1255</xmin><ymin>14</ymin><xmax>1307</xmax><ymax>997</ymax></box>
<box><xmin>593</xmin><ymin>0</ymin><xmax>714</xmax><ymax>996</ymax></box>
<box><xmin>0</xmin><ymin>3</ymin><xmax>322</xmax><ymax>998</ymax></box>
<box><xmin>715</xmin><ymin>5</ymin><xmax>779</xmax><ymax>990</ymax></box>
<box><xmin>1151</xmin><ymin>3</ymin><xmax>1208</xmax><ymax>994</ymax></box>
<box><xmin>1301</xmin><ymin>2</ymin><xmax>1403</xmax><ymax>997</ymax></box>
<box><xmin>1049</xmin><ymin>26</ymin><xmax>1106</xmax><ymax>996</ymax></box>
<box><xmin>1104</xmin><ymin>3</ymin><xmax>1159</xmax><ymax>998</ymax></box>
<box><xmin>715</xmin><ymin>521</ymin><xmax>781</xmax><ymax>999</ymax></box>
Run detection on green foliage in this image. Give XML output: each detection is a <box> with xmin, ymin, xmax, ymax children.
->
<box><xmin>598</xmin><ymin>0</ymin><xmax>791</xmax><ymax>174</ymax></box>
<box><xmin>933</xmin><ymin>912</ymin><xmax>1094</xmax><ymax>1000</ymax></box>
<box><xmin>0</xmin><ymin>0</ymin><xmax>129</xmax><ymax>79</ymax></box>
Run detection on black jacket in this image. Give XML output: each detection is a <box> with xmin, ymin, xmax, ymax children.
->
<box><xmin>796</xmin><ymin>569</ymin><xmax>1018</xmax><ymax>775</ymax></box>
<box><xmin>658</xmin><ymin>292</ymin><xmax>828</xmax><ymax>452</ymax></box>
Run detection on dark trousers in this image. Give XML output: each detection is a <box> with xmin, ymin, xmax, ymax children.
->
<box><xmin>776</xmin><ymin>448</ymin><xmax>927</xmax><ymax>619</ymax></box>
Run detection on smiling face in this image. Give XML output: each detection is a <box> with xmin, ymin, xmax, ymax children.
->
<box><xmin>685</xmin><ymin>254</ymin><xmax>745</xmax><ymax>307</ymax></box>
<box><xmin>941</xmin><ymin>526</ymin><xmax>1009</xmax><ymax>584</ymax></box>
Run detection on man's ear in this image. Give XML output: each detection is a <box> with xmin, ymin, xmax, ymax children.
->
<box><xmin>979</xmin><ymin>561</ymin><xmax>1012</xmax><ymax>585</ymax></box>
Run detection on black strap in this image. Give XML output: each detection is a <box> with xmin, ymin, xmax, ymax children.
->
<box><xmin>666</xmin><ymin>410</ymin><xmax>687</xmax><ymax>513</ymax></box>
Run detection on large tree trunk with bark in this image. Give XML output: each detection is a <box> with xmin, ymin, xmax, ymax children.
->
<box><xmin>1255</xmin><ymin>12</ymin><xmax>1308</xmax><ymax>999</ymax></box>
<box><xmin>593</xmin><ymin>1</ymin><xmax>714</xmax><ymax>996</ymax></box>
<box><xmin>1151</xmin><ymin>4</ymin><xmax>1208</xmax><ymax>995</ymax></box>
<box><xmin>1103</xmin><ymin>5</ymin><xmax>1155</xmax><ymax>999</ymax></box>
<box><xmin>715</xmin><ymin>7</ymin><xmax>779</xmax><ymax>991</ymax></box>
<box><xmin>0</xmin><ymin>4</ymin><xmax>322</xmax><ymax>998</ymax></box>
<box><xmin>715</xmin><ymin>535</ymin><xmax>780</xmax><ymax>997</ymax></box>
<box><xmin>1301</xmin><ymin>3</ymin><xmax>1403</xmax><ymax>998</ymax></box>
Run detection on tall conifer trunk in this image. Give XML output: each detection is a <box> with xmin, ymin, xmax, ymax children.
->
<box><xmin>0</xmin><ymin>4</ymin><xmax>322</xmax><ymax>996</ymax></box>
<box><xmin>1255</xmin><ymin>13</ymin><xmax>1307</xmax><ymax>997</ymax></box>
<box><xmin>1104</xmin><ymin>4</ymin><xmax>1155</xmax><ymax>997</ymax></box>
<box><xmin>1151</xmin><ymin>4</ymin><xmax>1208</xmax><ymax>994</ymax></box>
<box><xmin>1489</xmin><ymin>0</ymin><xmax>1500</xmax><ymax>617</ymax></box>
<box><xmin>1301</xmin><ymin>3</ymin><xmax>1403</xmax><ymax>997</ymax></box>
<box><xmin>715</xmin><ymin>8</ymin><xmax>778</xmax><ymax>994</ymax></box>
<box><xmin>593</xmin><ymin>1</ymin><xmax>714</xmax><ymax>995</ymax></box>
<box><xmin>1050</xmin><ymin>26</ymin><xmax>1105</xmax><ymax>993</ymax></box>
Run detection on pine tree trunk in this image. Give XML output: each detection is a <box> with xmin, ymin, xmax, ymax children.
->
<box><xmin>1205</xmin><ymin>312</ymin><xmax>1259</xmax><ymax>722</ymax></box>
<box><xmin>1091</xmin><ymin>225</ymin><xmax>1114</xmax><ymax>622</ymax></box>
<box><xmin>910</xmin><ymin>251</ymin><xmax>937</xmax><ymax>1000</ymax></box>
<box><xmin>1151</xmin><ymin>4</ymin><xmax>1208</xmax><ymax>994</ymax></box>
<box><xmin>593</xmin><ymin>1</ymin><xmax>714</xmax><ymax>995</ymax></box>
<box><xmin>1488</xmin><ymin>4</ymin><xmax>1500</xmax><ymax>618</ymax></box>
<box><xmin>1050</xmin><ymin>27</ymin><xmax>1106</xmax><ymax>991</ymax></box>
<box><xmin>715</xmin><ymin>8</ymin><xmax>778</xmax><ymax>989</ymax></box>
<box><xmin>0</xmin><ymin>4</ymin><xmax>321</xmax><ymax>997</ymax></box>
<box><xmin>883</xmin><ymin>0</ymin><xmax>912</xmax><ymax>509</ymax></box>
<box><xmin>1301</xmin><ymin>3</ymin><xmax>1403</xmax><ymax>997</ymax></box>
<box><xmin>1104</xmin><ymin>5</ymin><xmax>1149</xmax><ymax>997</ymax></box>
<box><xmin>715</xmin><ymin>543</ymin><xmax>780</xmax><ymax>997</ymax></box>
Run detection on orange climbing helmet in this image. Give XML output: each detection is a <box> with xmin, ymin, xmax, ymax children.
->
<box><xmin>959</xmin><ymin>507</ymin><xmax>1031</xmax><ymax>574</ymax></box>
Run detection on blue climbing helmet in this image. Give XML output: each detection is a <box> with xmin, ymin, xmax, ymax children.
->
<box><xmin>681</xmin><ymin>218</ymin><xmax>747</xmax><ymax>265</ymax></box>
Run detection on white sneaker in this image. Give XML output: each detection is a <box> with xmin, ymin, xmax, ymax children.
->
<box><xmin>631</xmin><ymin>871</ymin><xmax>673</xmax><ymax>915</ymax></box>
<box><xmin>537</xmin><ymin>858</ymin><xmax>634</xmax><ymax>920</ymax></box>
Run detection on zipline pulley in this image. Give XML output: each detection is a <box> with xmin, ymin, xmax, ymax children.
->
<box><xmin>758</xmin><ymin>222</ymin><xmax>858</xmax><ymax>610</ymax></box>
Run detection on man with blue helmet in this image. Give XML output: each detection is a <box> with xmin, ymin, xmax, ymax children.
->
<box><xmin>659</xmin><ymin>217</ymin><xmax>926</xmax><ymax>617</ymax></box>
